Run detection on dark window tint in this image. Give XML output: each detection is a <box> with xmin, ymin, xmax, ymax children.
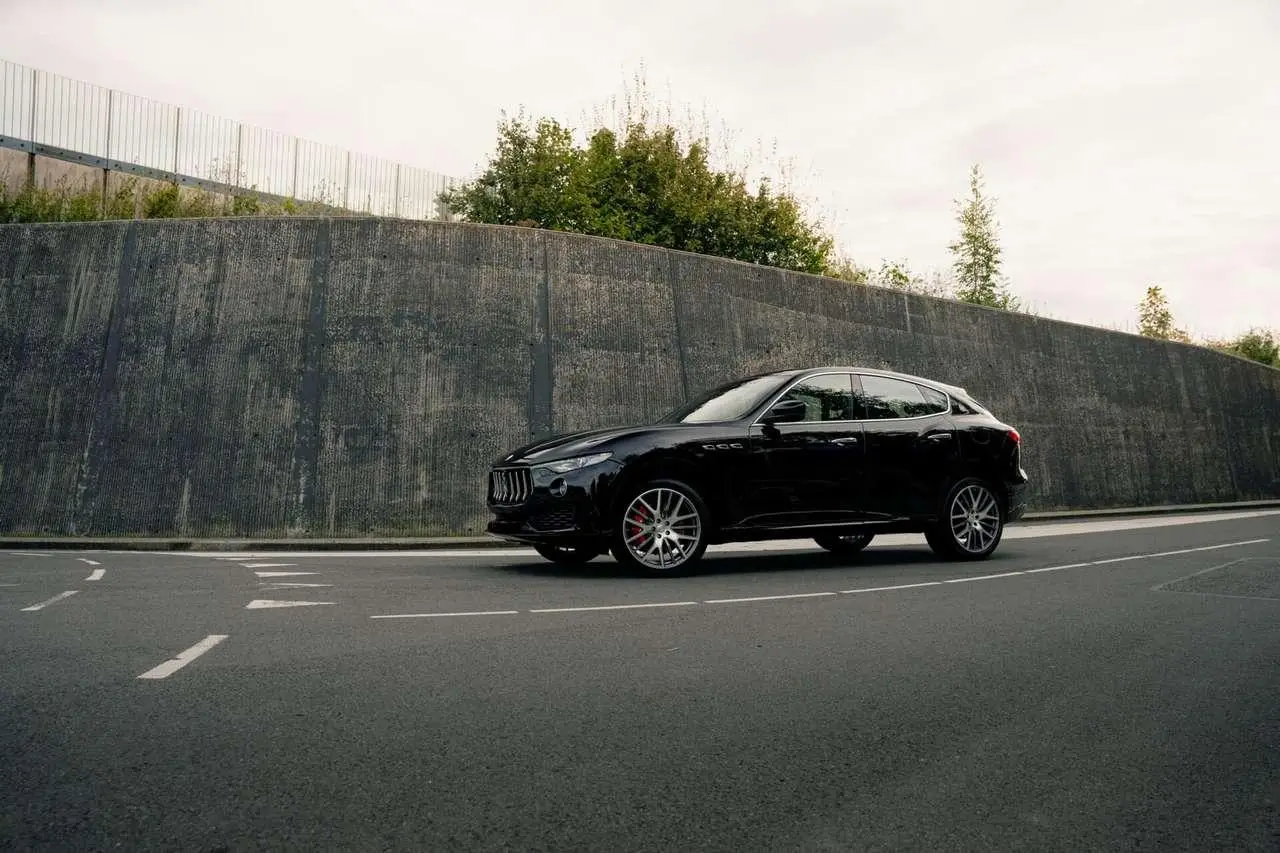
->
<box><xmin>858</xmin><ymin>375</ymin><xmax>949</xmax><ymax>419</ymax></box>
<box><xmin>776</xmin><ymin>374</ymin><xmax>855</xmax><ymax>421</ymax></box>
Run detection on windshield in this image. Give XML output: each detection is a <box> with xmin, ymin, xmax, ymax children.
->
<box><xmin>657</xmin><ymin>374</ymin><xmax>793</xmax><ymax>424</ymax></box>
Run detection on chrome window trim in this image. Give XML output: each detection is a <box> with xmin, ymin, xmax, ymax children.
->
<box><xmin>749</xmin><ymin>369</ymin><xmax>953</xmax><ymax>427</ymax></box>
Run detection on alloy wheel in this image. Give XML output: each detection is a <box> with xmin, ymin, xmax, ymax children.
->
<box><xmin>949</xmin><ymin>483</ymin><xmax>1001</xmax><ymax>554</ymax></box>
<box><xmin>623</xmin><ymin>487</ymin><xmax>704</xmax><ymax>571</ymax></box>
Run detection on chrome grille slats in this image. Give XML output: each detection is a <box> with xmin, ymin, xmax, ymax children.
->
<box><xmin>488</xmin><ymin>466</ymin><xmax>532</xmax><ymax>506</ymax></box>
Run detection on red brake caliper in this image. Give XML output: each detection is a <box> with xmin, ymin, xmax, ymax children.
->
<box><xmin>629</xmin><ymin>505</ymin><xmax>648</xmax><ymax>548</ymax></box>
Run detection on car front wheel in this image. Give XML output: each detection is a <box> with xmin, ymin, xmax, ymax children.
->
<box><xmin>611</xmin><ymin>479</ymin><xmax>709</xmax><ymax>576</ymax></box>
<box><xmin>926</xmin><ymin>477</ymin><xmax>1004</xmax><ymax>560</ymax></box>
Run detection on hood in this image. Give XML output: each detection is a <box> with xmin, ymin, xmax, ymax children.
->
<box><xmin>496</xmin><ymin>424</ymin><xmax>675</xmax><ymax>465</ymax></box>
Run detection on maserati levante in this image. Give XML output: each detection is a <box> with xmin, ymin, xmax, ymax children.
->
<box><xmin>486</xmin><ymin>367</ymin><xmax>1028</xmax><ymax>575</ymax></box>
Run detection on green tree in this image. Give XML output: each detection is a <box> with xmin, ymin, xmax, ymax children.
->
<box><xmin>1221</xmin><ymin>328</ymin><xmax>1278</xmax><ymax>367</ymax></box>
<box><xmin>439</xmin><ymin>113</ymin><xmax>835</xmax><ymax>274</ymax></box>
<box><xmin>1137</xmin><ymin>285</ymin><xmax>1189</xmax><ymax>341</ymax></box>
<box><xmin>948</xmin><ymin>164</ymin><xmax>1019</xmax><ymax>310</ymax></box>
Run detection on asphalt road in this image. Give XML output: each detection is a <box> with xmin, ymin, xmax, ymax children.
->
<box><xmin>2</xmin><ymin>511</ymin><xmax>1279</xmax><ymax>852</ymax></box>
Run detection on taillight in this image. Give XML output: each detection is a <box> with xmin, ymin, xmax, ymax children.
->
<box><xmin>1008</xmin><ymin>428</ymin><xmax>1021</xmax><ymax>444</ymax></box>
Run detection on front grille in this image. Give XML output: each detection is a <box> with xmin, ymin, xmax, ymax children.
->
<box><xmin>489</xmin><ymin>467</ymin><xmax>533</xmax><ymax>506</ymax></box>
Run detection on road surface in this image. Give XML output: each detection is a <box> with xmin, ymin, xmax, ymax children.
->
<box><xmin>3</xmin><ymin>510</ymin><xmax>1279</xmax><ymax>851</ymax></box>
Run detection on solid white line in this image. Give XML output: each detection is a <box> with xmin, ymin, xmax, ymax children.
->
<box><xmin>530</xmin><ymin>601</ymin><xmax>699</xmax><ymax>613</ymax></box>
<box><xmin>21</xmin><ymin>590</ymin><xmax>79</xmax><ymax>611</ymax></box>
<box><xmin>77</xmin><ymin>558</ymin><xmax>101</xmax><ymax>566</ymax></box>
<box><xmin>258</xmin><ymin>582</ymin><xmax>333</xmax><ymax>588</ymax></box>
<box><xmin>370</xmin><ymin>610</ymin><xmax>520</xmax><ymax>619</ymax></box>
<box><xmin>254</xmin><ymin>571</ymin><xmax>317</xmax><ymax>577</ymax></box>
<box><xmin>7</xmin><ymin>551</ymin><xmax>52</xmax><ymax>557</ymax></box>
<box><xmin>1151</xmin><ymin>558</ymin><xmax>1250</xmax><ymax>592</ymax></box>
<box><xmin>1024</xmin><ymin>562</ymin><xmax>1091</xmax><ymax>574</ymax></box>
<box><xmin>137</xmin><ymin>635</ymin><xmax>228</xmax><ymax>680</ymax></box>
<box><xmin>841</xmin><ymin>581</ymin><xmax>942</xmax><ymax>594</ymax></box>
<box><xmin>703</xmin><ymin>591</ymin><xmax>837</xmax><ymax>605</ymax></box>
<box><xmin>85</xmin><ymin>568</ymin><xmax>105</xmax><ymax>581</ymax></box>
<box><xmin>242</xmin><ymin>562</ymin><xmax>296</xmax><ymax>568</ymax></box>
<box><xmin>945</xmin><ymin>571</ymin><xmax>1026</xmax><ymax>583</ymax></box>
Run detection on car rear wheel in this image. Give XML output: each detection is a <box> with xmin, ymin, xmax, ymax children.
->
<box><xmin>926</xmin><ymin>477</ymin><xmax>1004</xmax><ymax>560</ymax></box>
<box><xmin>611</xmin><ymin>479</ymin><xmax>709</xmax><ymax>576</ymax></box>
<box><xmin>813</xmin><ymin>533</ymin><xmax>874</xmax><ymax>555</ymax></box>
<box><xmin>534</xmin><ymin>544</ymin><xmax>601</xmax><ymax>566</ymax></box>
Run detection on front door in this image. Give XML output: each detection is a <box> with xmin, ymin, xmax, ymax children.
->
<box><xmin>741</xmin><ymin>372</ymin><xmax>866</xmax><ymax>528</ymax></box>
<box><xmin>854</xmin><ymin>374</ymin><xmax>958</xmax><ymax>519</ymax></box>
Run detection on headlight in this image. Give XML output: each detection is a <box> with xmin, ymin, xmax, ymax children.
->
<box><xmin>538</xmin><ymin>452</ymin><xmax>612</xmax><ymax>474</ymax></box>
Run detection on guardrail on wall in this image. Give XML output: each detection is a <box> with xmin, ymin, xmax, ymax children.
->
<box><xmin>0</xmin><ymin>58</ymin><xmax>462</xmax><ymax>219</ymax></box>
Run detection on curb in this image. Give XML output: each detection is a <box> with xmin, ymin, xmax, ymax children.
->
<box><xmin>2</xmin><ymin>500</ymin><xmax>1277</xmax><ymax>552</ymax></box>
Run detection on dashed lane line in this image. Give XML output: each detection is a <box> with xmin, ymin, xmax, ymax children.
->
<box><xmin>137</xmin><ymin>635</ymin><xmax>228</xmax><ymax>680</ymax></box>
<box><xmin>77</xmin><ymin>558</ymin><xmax>101</xmax><ymax>566</ymax></box>
<box><xmin>85</xmin><ymin>568</ymin><xmax>105</xmax><ymax>581</ymax></box>
<box><xmin>530</xmin><ymin>601</ymin><xmax>699</xmax><ymax>613</ymax></box>
<box><xmin>367</xmin><ymin>537</ymin><xmax>1272</xmax><ymax>621</ymax></box>
<box><xmin>371</xmin><ymin>610</ymin><xmax>520</xmax><ymax>620</ymax></box>
<box><xmin>21</xmin><ymin>590</ymin><xmax>79</xmax><ymax>612</ymax></box>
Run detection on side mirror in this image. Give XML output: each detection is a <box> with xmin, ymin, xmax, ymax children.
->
<box><xmin>762</xmin><ymin>398</ymin><xmax>807</xmax><ymax>424</ymax></box>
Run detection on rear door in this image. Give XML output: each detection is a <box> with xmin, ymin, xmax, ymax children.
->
<box><xmin>854</xmin><ymin>374</ymin><xmax>957</xmax><ymax>519</ymax></box>
<box><xmin>741</xmin><ymin>372</ymin><xmax>866</xmax><ymax>528</ymax></box>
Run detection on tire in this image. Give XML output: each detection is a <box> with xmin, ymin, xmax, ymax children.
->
<box><xmin>534</xmin><ymin>544</ymin><xmax>601</xmax><ymax>566</ymax></box>
<box><xmin>610</xmin><ymin>478</ymin><xmax>709</xmax><ymax>577</ymax></box>
<box><xmin>925</xmin><ymin>477</ymin><xmax>1004</xmax><ymax>561</ymax></box>
<box><xmin>814</xmin><ymin>533</ymin><xmax>874</xmax><ymax>555</ymax></box>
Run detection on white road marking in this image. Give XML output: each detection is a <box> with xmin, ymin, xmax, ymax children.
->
<box><xmin>0</xmin><ymin>582</ymin><xmax>20</xmax><ymax>587</ymax></box>
<box><xmin>1151</xmin><ymin>558</ymin><xmax>1251</xmax><ymax>591</ymax></box>
<box><xmin>245</xmin><ymin>599</ymin><xmax>334</xmax><ymax>609</ymax></box>
<box><xmin>137</xmin><ymin>635</ymin><xmax>228</xmax><ymax>680</ymax></box>
<box><xmin>371</xmin><ymin>610</ymin><xmax>520</xmax><ymax>619</ymax></box>
<box><xmin>945</xmin><ymin>571</ymin><xmax>1026</xmax><ymax>583</ymax></box>
<box><xmin>77</xmin><ymin>558</ymin><xmax>101</xmax><ymax>566</ymax></box>
<box><xmin>258</xmin><ymin>582</ymin><xmax>333</xmax><ymax>588</ymax></box>
<box><xmin>530</xmin><ymin>601</ymin><xmax>699</xmax><ymax>613</ymax></box>
<box><xmin>242</xmin><ymin>562</ymin><xmax>296</xmax><ymax>568</ymax></box>
<box><xmin>85</xmin><ymin>568</ymin><xmax>105</xmax><ymax>581</ymax></box>
<box><xmin>21</xmin><ymin>590</ymin><xmax>79</xmax><ymax>611</ymax></box>
<box><xmin>180</xmin><ymin>509</ymin><xmax>1280</xmax><ymax>560</ymax></box>
<box><xmin>253</xmin><ymin>571</ymin><xmax>317</xmax><ymax>577</ymax></box>
<box><xmin>366</xmin><ymin>537</ymin><xmax>1272</xmax><ymax>621</ymax></box>
<box><xmin>7</xmin><ymin>551</ymin><xmax>52</xmax><ymax>557</ymax></box>
<box><xmin>841</xmin><ymin>581</ymin><xmax>942</xmax><ymax>594</ymax></box>
<box><xmin>702</xmin><ymin>591</ymin><xmax>837</xmax><ymax>605</ymax></box>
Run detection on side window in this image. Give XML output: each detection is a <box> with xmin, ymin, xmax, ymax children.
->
<box><xmin>857</xmin><ymin>375</ymin><xmax>949</xmax><ymax>419</ymax></box>
<box><xmin>917</xmin><ymin>384</ymin><xmax>950</xmax><ymax>415</ymax></box>
<box><xmin>776</xmin><ymin>374</ymin><xmax>855</xmax><ymax>422</ymax></box>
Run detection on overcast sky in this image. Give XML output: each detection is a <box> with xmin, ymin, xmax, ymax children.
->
<box><xmin>2</xmin><ymin>0</ymin><xmax>1276</xmax><ymax>340</ymax></box>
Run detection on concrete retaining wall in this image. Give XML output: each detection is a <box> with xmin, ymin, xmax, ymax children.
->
<box><xmin>1</xmin><ymin>217</ymin><xmax>1277</xmax><ymax>537</ymax></box>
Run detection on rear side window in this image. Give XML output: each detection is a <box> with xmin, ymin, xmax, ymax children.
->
<box><xmin>857</xmin><ymin>375</ymin><xmax>950</xmax><ymax>419</ymax></box>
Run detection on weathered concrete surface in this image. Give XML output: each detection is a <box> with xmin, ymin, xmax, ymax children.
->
<box><xmin>0</xmin><ymin>217</ymin><xmax>1277</xmax><ymax>537</ymax></box>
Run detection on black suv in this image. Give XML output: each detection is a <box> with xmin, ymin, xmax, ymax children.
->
<box><xmin>486</xmin><ymin>367</ymin><xmax>1028</xmax><ymax>575</ymax></box>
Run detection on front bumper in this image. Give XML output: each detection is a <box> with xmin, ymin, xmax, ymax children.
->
<box><xmin>484</xmin><ymin>461</ymin><xmax>616</xmax><ymax>546</ymax></box>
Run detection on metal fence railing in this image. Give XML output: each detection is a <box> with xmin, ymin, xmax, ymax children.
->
<box><xmin>0</xmin><ymin>58</ymin><xmax>462</xmax><ymax>219</ymax></box>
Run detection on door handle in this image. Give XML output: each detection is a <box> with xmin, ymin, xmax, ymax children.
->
<box><xmin>831</xmin><ymin>436</ymin><xmax>860</xmax><ymax>445</ymax></box>
<box><xmin>925</xmin><ymin>433</ymin><xmax>953</xmax><ymax>442</ymax></box>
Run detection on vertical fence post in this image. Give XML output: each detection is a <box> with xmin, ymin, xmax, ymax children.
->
<box><xmin>26</xmin><ymin>68</ymin><xmax>38</xmax><ymax>187</ymax></box>
<box><xmin>393</xmin><ymin>163</ymin><xmax>401</xmax><ymax>217</ymax></box>
<box><xmin>291</xmin><ymin>138</ymin><xmax>300</xmax><ymax>199</ymax></box>
<box><xmin>173</xmin><ymin>106</ymin><xmax>182</xmax><ymax>175</ymax></box>
<box><xmin>342</xmin><ymin>151</ymin><xmax>351</xmax><ymax>210</ymax></box>
<box><xmin>234</xmin><ymin>123</ymin><xmax>243</xmax><ymax>189</ymax></box>
<box><xmin>103</xmin><ymin>89</ymin><xmax>114</xmax><ymax>212</ymax></box>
